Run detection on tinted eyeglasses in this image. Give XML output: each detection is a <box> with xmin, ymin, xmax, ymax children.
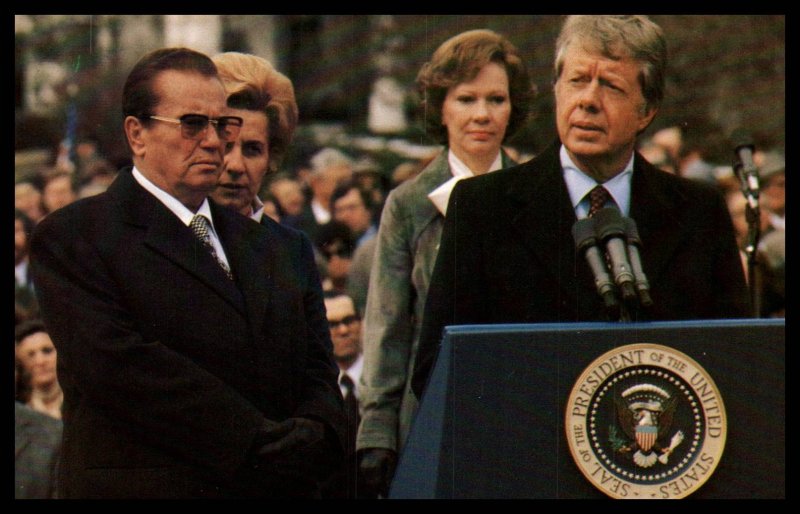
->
<box><xmin>322</xmin><ymin>243</ymin><xmax>353</xmax><ymax>260</ymax></box>
<box><xmin>328</xmin><ymin>314</ymin><xmax>360</xmax><ymax>330</ymax></box>
<box><xmin>147</xmin><ymin>114</ymin><xmax>243</xmax><ymax>142</ymax></box>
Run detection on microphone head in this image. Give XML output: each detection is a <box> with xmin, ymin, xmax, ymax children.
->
<box><xmin>572</xmin><ymin>218</ymin><xmax>597</xmax><ymax>252</ymax></box>
<box><xmin>622</xmin><ymin>216</ymin><xmax>642</xmax><ymax>245</ymax></box>
<box><xmin>593</xmin><ymin>207</ymin><xmax>625</xmax><ymax>241</ymax></box>
<box><xmin>730</xmin><ymin>128</ymin><xmax>755</xmax><ymax>152</ymax></box>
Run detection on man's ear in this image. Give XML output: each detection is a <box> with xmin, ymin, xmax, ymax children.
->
<box><xmin>637</xmin><ymin>106</ymin><xmax>659</xmax><ymax>134</ymax></box>
<box><xmin>124</xmin><ymin>116</ymin><xmax>146</xmax><ymax>158</ymax></box>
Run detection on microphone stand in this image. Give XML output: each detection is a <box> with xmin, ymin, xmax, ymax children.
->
<box><xmin>735</xmin><ymin>159</ymin><xmax>762</xmax><ymax>318</ymax></box>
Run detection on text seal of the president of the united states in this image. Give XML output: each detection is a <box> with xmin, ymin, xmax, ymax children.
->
<box><xmin>566</xmin><ymin>343</ymin><xmax>727</xmax><ymax>499</ymax></box>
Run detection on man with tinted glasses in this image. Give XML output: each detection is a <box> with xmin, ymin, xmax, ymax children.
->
<box><xmin>30</xmin><ymin>47</ymin><xmax>345</xmax><ymax>498</ymax></box>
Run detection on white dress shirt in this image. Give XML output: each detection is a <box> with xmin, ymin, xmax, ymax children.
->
<box><xmin>339</xmin><ymin>352</ymin><xmax>364</xmax><ymax>399</ymax></box>
<box><xmin>132</xmin><ymin>167</ymin><xmax>231</xmax><ymax>269</ymax></box>
<box><xmin>560</xmin><ymin>145</ymin><xmax>633</xmax><ymax>218</ymax></box>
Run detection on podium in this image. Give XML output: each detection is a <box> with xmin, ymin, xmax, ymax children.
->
<box><xmin>391</xmin><ymin>319</ymin><xmax>785</xmax><ymax>499</ymax></box>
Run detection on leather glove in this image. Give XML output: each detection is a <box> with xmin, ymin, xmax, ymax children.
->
<box><xmin>253</xmin><ymin>417</ymin><xmax>326</xmax><ymax>462</ymax></box>
<box><xmin>358</xmin><ymin>447</ymin><xmax>398</xmax><ymax>498</ymax></box>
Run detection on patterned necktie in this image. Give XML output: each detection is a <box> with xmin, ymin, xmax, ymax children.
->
<box><xmin>587</xmin><ymin>185</ymin><xmax>611</xmax><ymax>218</ymax></box>
<box><xmin>189</xmin><ymin>215</ymin><xmax>233</xmax><ymax>280</ymax></box>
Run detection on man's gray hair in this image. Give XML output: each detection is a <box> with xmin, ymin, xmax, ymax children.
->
<box><xmin>554</xmin><ymin>15</ymin><xmax>667</xmax><ymax>112</ymax></box>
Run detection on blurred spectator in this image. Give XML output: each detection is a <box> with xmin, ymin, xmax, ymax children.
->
<box><xmin>268</xmin><ymin>173</ymin><xmax>307</xmax><ymax>226</ymax></box>
<box><xmin>261</xmin><ymin>192</ymin><xmax>282</xmax><ymax>223</ymax></box>
<box><xmin>755</xmin><ymin>150</ymin><xmax>785</xmax><ymax>231</ymax></box>
<box><xmin>74</xmin><ymin>137</ymin><xmax>104</xmax><ymax>184</ymax></box>
<box><xmin>331</xmin><ymin>180</ymin><xmax>378</xmax><ymax>249</ymax></box>
<box><xmin>15</xmin><ymin>181</ymin><xmax>46</xmax><ymax>225</ymax></box>
<box><xmin>353</xmin><ymin>156</ymin><xmax>390</xmax><ymax>219</ymax></box>
<box><xmin>15</xmin><ymin>209</ymin><xmax>39</xmax><ymax>321</ymax></box>
<box><xmin>296</xmin><ymin>147</ymin><xmax>354</xmax><ymax>241</ymax></box>
<box><xmin>651</xmin><ymin>119</ymin><xmax>722</xmax><ymax>183</ymax></box>
<box><xmin>319</xmin><ymin>292</ymin><xmax>373</xmax><ymax>499</ymax></box>
<box><xmin>390</xmin><ymin>160</ymin><xmax>424</xmax><ymax>188</ymax></box>
<box><xmin>725</xmin><ymin>189</ymin><xmax>770</xmax><ymax>283</ymax></box>
<box><xmin>14</xmin><ymin>209</ymin><xmax>34</xmax><ymax>296</ymax></box>
<box><xmin>638</xmin><ymin>136</ymin><xmax>677</xmax><ymax>174</ymax></box>
<box><xmin>79</xmin><ymin>158</ymin><xmax>118</xmax><ymax>190</ymax></box>
<box><xmin>15</xmin><ymin>401</ymin><xmax>62</xmax><ymax>499</ymax></box>
<box><xmin>757</xmin><ymin>228</ymin><xmax>785</xmax><ymax>318</ymax></box>
<box><xmin>315</xmin><ymin>221</ymin><xmax>356</xmax><ymax>295</ymax></box>
<box><xmin>15</xmin><ymin>319</ymin><xmax>63</xmax><ymax>420</ymax></box>
<box><xmin>651</xmin><ymin>125</ymin><xmax>681</xmax><ymax>164</ymax></box>
<box><xmin>40</xmin><ymin>170</ymin><xmax>78</xmax><ymax>215</ymax></box>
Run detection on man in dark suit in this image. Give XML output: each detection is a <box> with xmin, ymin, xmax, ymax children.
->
<box><xmin>412</xmin><ymin>15</ymin><xmax>751</xmax><ymax>398</ymax></box>
<box><xmin>30</xmin><ymin>47</ymin><xmax>345</xmax><ymax>498</ymax></box>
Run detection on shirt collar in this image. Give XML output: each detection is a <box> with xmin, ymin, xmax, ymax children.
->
<box><xmin>132</xmin><ymin>166</ymin><xmax>217</xmax><ymax>230</ymax></box>
<box><xmin>339</xmin><ymin>353</ymin><xmax>365</xmax><ymax>393</ymax></box>
<box><xmin>249</xmin><ymin>195</ymin><xmax>265</xmax><ymax>223</ymax></box>
<box><xmin>427</xmin><ymin>149</ymin><xmax>504</xmax><ymax>215</ymax></box>
<box><xmin>560</xmin><ymin>145</ymin><xmax>634</xmax><ymax>217</ymax></box>
<box><xmin>447</xmin><ymin>148</ymin><xmax>503</xmax><ymax>178</ymax></box>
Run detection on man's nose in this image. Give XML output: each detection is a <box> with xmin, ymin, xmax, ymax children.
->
<box><xmin>578</xmin><ymin>81</ymin><xmax>601</xmax><ymax>112</ymax></box>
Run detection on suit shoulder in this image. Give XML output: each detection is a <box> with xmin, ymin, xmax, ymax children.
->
<box><xmin>454</xmin><ymin>160</ymin><xmax>531</xmax><ymax>197</ymax></box>
<box><xmin>649</xmin><ymin>166</ymin><xmax>725</xmax><ymax>201</ymax></box>
<box><xmin>32</xmin><ymin>192</ymin><xmax>113</xmax><ymax>238</ymax></box>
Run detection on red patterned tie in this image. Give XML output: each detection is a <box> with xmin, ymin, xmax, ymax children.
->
<box><xmin>587</xmin><ymin>185</ymin><xmax>610</xmax><ymax>218</ymax></box>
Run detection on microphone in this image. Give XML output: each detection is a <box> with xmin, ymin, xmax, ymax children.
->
<box><xmin>621</xmin><ymin>217</ymin><xmax>653</xmax><ymax>307</ymax></box>
<box><xmin>731</xmin><ymin>129</ymin><xmax>760</xmax><ymax>209</ymax></box>
<box><xmin>592</xmin><ymin>207</ymin><xmax>637</xmax><ymax>305</ymax></box>
<box><xmin>572</xmin><ymin>218</ymin><xmax>619</xmax><ymax>318</ymax></box>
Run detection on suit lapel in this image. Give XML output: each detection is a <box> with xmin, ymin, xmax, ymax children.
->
<box><xmin>214</xmin><ymin>206</ymin><xmax>274</xmax><ymax>342</ymax></box>
<box><xmin>629</xmin><ymin>156</ymin><xmax>689</xmax><ymax>286</ymax></box>
<box><xmin>112</xmin><ymin>170</ymin><xmax>246</xmax><ymax>315</ymax></box>
<box><xmin>410</xmin><ymin>151</ymin><xmax>452</xmax><ymax>233</ymax></box>
<box><xmin>509</xmin><ymin>145</ymin><xmax>581</xmax><ymax>295</ymax></box>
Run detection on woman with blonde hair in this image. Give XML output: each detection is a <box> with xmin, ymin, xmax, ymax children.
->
<box><xmin>210</xmin><ymin>52</ymin><xmax>298</xmax><ymax>218</ymax></box>
<box><xmin>356</xmin><ymin>29</ymin><xmax>534</xmax><ymax>497</ymax></box>
<box><xmin>210</xmin><ymin>52</ymin><xmax>347</xmax><ymax>498</ymax></box>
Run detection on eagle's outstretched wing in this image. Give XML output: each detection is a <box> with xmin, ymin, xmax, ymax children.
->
<box><xmin>658</xmin><ymin>395</ymin><xmax>678</xmax><ymax>438</ymax></box>
<box><xmin>614</xmin><ymin>393</ymin><xmax>636</xmax><ymax>439</ymax></box>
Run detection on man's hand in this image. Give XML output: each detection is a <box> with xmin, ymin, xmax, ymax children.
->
<box><xmin>358</xmin><ymin>447</ymin><xmax>398</xmax><ymax>498</ymax></box>
<box><xmin>253</xmin><ymin>417</ymin><xmax>326</xmax><ymax>461</ymax></box>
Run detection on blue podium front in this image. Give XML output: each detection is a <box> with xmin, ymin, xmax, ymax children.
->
<box><xmin>391</xmin><ymin>319</ymin><xmax>785</xmax><ymax>499</ymax></box>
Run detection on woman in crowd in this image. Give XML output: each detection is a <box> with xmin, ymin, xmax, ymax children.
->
<box><xmin>15</xmin><ymin>319</ymin><xmax>63</xmax><ymax>419</ymax></box>
<box><xmin>356</xmin><ymin>29</ymin><xmax>534</xmax><ymax>497</ymax></box>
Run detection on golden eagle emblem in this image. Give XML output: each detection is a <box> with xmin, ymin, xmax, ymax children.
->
<box><xmin>612</xmin><ymin>383</ymin><xmax>684</xmax><ymax>468</ymax></box>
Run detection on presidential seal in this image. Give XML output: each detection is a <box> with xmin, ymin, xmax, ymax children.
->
<box><xmin>565</xmin><ymin>343</ymin><xmax>726</xmax><ymax>499</ymax></box>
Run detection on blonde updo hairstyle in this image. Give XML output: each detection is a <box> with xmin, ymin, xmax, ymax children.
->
<box><xmin>212</xmin><ymin>52</ymin><xmax>299</xmax><ymax>172</ymax></box>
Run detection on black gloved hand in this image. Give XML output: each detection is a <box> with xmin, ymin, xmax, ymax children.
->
<box><xmin>358</xmin><ymin>447</ymin><xmax>398</xmax><ymax>498</ymax></box>
<box><xmin>253</xmin><ymin>417</ymin><xmax>326</xmax><ymax>462</ymax></box>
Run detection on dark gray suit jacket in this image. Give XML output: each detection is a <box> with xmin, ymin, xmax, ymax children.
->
<box><xmin>31</xmin><ymin>168</ymin><xmax>346</xmax><ymax>498</ymax></box>
<box><xmin>15</xmin><ymin>402</ymin><xmax>62</xmax><ymax>499</ymax></box>
<box><xmin>412</xmin><ymin>142</ymin><xmax>750</xmax><ymax>397</ymax></box>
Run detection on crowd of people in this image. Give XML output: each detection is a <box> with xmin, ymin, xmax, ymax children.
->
<box><xmin>14</xmin><ymin>15</ymin><xmax>784</xmax><ymax>499</ymax></box>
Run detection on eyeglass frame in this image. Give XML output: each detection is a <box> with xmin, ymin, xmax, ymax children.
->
<box><xmin>327</xmin><ymin>314</ymin><xmax>360</xmax><ymax>330</ymax></box>
<box><xmin>145</xmin><ymin>114</ymin><xmax>243</xmax><ymax>142</ymax></box>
